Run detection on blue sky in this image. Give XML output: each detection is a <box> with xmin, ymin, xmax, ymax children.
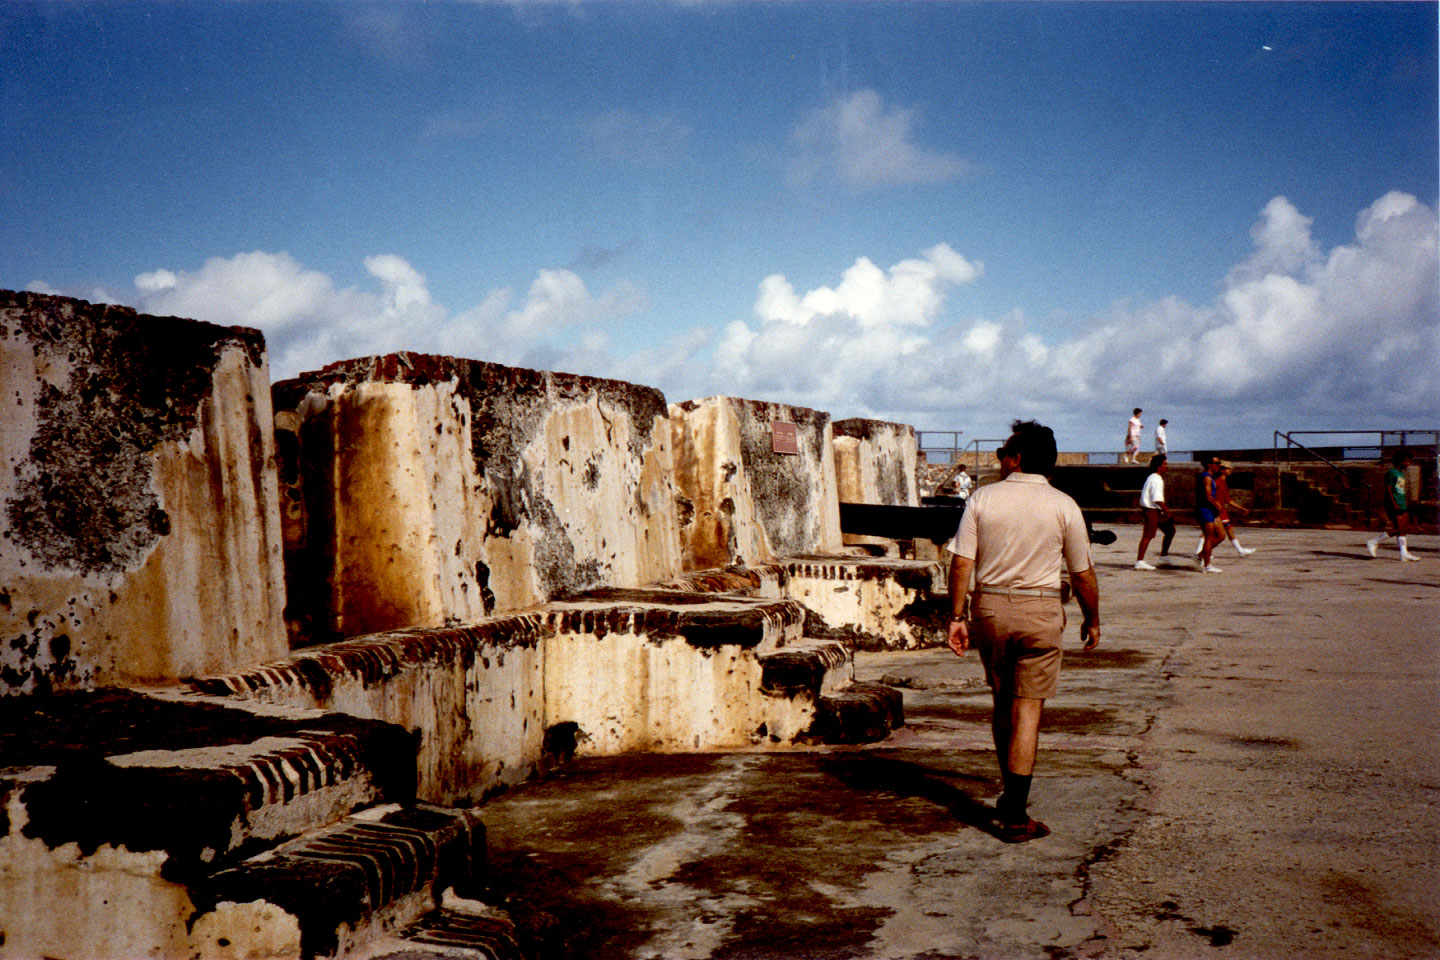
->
<box><xmin>3</xmin><ymin>1</ymin><xmax>1436</xmax><ymax>451</ymax></box>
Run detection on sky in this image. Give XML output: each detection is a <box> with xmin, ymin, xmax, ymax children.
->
<box><xmin>2</xmin><ymin>1</ymin><xmax>1436</xmax><ymax>452</ymax></box>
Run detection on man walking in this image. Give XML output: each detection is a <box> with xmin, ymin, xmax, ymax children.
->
<box><xmin>946</xmin><ymin>420</ymin><xmax>1101</xmax><ymax>842</ymax></box>
<box><xmin>1135</xmin><ymin>454</ymin><xmax>1175</xmax><ymax>569</ymax></box>
<box><xmin>1154</xmin><ymin>418</ymin><xmax>1168</xmax><ymax>455</ymax></box>
<box><xmin>1124</xmin><ymin>408</ymin><xmax>1143</xmax><ymax>463</ymax></box>
<box><xmin>1368</xmin><ymin>449</ymin><xmax>1421</xmax><ymax>562</ymax></box>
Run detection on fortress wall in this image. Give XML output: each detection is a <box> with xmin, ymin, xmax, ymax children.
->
<box><xmin>0</xmin><ymin>292</ymin><xmax>287</xmax><ymax>693</ymax></box>
<box><xmin>274</xmin><ymin>355</ymin><xmax>684</xmax><ymax>644</ymax></box>
<box><xmin>832</xmin><ymin>418</ymin><xmax>920</xmax><ymax>507</ymax></box>
<box><xmin>669</xmin><ymin>396</ymin><xmax>841</xmax><ymax>570</ymax></box>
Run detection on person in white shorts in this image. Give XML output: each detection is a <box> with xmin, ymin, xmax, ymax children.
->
<box><xmin>1154</xmin><ymin>419</ymin><xmax>1168</xmax><ymax>455</ymax></box>
<box><xmin>1123</xmin><ymin>408</ymin><xmax>1143</xmax><ymax>464</ymax></box>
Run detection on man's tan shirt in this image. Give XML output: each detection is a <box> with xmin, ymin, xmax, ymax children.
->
<box><xmin>945</xmin><ymin>472</ymin><xmax>1092</xmax><ymax>589</ymax></box>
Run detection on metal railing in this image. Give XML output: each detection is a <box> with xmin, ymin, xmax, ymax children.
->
<box><xmin>1273</xmin><ymin>429</ymin><xmax>1438</xmax><ymax>464</ymax></box>
<box><xmin>915</xmin><ymin>431</ymin><xmax>963</xmax><ymax>464</ymax></box>
<box><xmin>963</xmin><ymin>437</ymin><xmax>1009</xmax><ymax>478</ymax></box>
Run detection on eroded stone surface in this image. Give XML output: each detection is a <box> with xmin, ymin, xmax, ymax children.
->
<box><xmin>0</xmin><ymin>290</ymin><xmax>287</xmax><ymax>693</ymax></box>
<box><xmin>275</xmin><ymin>355</ymin><xmax>682</xmax><ymax>644</ymax></box>
<box><xmin>670</xmin><ymin>397</ymin><xmax>841</xmax><ymax>570</ymax></box>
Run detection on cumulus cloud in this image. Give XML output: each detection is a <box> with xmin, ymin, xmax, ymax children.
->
<box><xmin>127</xmin><ymin>251</ymin><xmax>644</xmax><ymax>381</ymax></box>
<box><xmin>84</xmin><ymin>191</ymin><xmax>1435</xmax><ymax>448</ymax></box>
<box><xmin>789</xmin><ymin>90</ymin><xmax>968</xmax><ymax>189</ymax></box>
<box><xmin>711</xmin><ymin>243</ymin><xmax>982</xmax><ymax>404</ymax></box>
<box><xmin>707</xmin><ymin>193</ymin><xmax>1438</xmax><ymax>446</ymax></box>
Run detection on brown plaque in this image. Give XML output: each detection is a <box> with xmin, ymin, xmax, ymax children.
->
<box><xmin>771</xmin><ymin>421</ymin><xmax>800</xmax><ymax>455</ymax></box>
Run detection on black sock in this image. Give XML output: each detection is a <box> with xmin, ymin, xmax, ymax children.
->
<box><xmin>998</xmin><ymin>772</ymin><xmax>1033</xmax><ymax>823</ymax></box>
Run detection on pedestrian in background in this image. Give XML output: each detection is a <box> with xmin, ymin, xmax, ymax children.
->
<box><xmin>1154</xmin><ymin>418</ymin><xmax>1168</xmax><ymax>455</ymax></box>
<box><xmin>1194</xmin><ymin>455</ymin><xmax>1226</xmax><ymax>573</ymax></box>
<box><xmin>1368</xmin><ymin>449</ymin><xmax>1421</xmax><ymax>562</ymax></box>
<box><xmin>1124</xmin><ymin>408</ymin><xmax>1143</xmax><ymax>464</ymax></box>
<box><xmin>1135</xmin><ymin>454</ymin><xmax>1175</xmax><ymax>570</ymax></box>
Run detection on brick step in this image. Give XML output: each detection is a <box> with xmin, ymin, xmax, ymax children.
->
<box><xmin>353</xmin><ymin>898</ymin><xmax>528</xmax><ymax>960</ymax></box>
<box><xmin>756</xmin><ymin>641</ymin><xmax>905</xmax><ymax>745</ymax></box>
<box><xmin>551</xmin><ymin>587</ymin><xmax>805</xmax><ymax>652</ymax></box>
<box><xmin>0</xmin><ymin>689</ymin><xmax>416</xmax><ymax>883</ymax></box>
<box><xmin>190</xmin><ymin>803</ymin><xmax>484</xmax><ymax>960</ymax></box>
<box><xmin>807</xmin><ymin>682</ymin><xmax>906</xmax><ymax>745</ymax></box>
<box><xmin>758</xmin><ymin>640</ymin><xmax>852</xmax><ymax>698</ymax></box>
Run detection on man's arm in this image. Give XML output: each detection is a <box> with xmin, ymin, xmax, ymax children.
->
<box><xmin>946</xmin><ymin>553</ymin><xmax>975</xmax><ymax>658</ymax></box>
<box><xmin>1070</xmin><ymin>566</ymin><xmax>1100</xmax><ymax>651</ymax></box>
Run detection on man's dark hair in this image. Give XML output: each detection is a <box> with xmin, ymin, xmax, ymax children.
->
<box><xmin>1159</xmin><ymin>418</ymin><xmax>1168</xmax><ymax>425</ymax></box>
<box><xmin>1133</xmin><ymin>407</ymin><xmax>1142</xmax><ymax>415</ymax></box>
<box><xmin>1393</xmin><ymin>448</ymin><xmax>1411</xmax><ymax>466</ymax></box>
<box><xmin>1149</xmin><ymin>454</ymin><xmax>1167</xmax><ymax>472</ymax></box>
<box><xmin>1006</xmin><ymin>419</ymin><xmax>1057</xmax><ymax>475</ymax></box>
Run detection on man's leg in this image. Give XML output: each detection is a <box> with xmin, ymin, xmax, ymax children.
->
<box><xmin>995</xmin><ymin>694</ymin><xmax>1044</xmax><ymax>826</ymax></box>
<box><xmin>1136</xmin><ymin>511</ymin><xmax>1158</xmax><ymax>567</ymax></box>
<box><xmin>1159</xmin><ymin>518</ymin><xmax>1176</xmax><ymax>556</ymax></box>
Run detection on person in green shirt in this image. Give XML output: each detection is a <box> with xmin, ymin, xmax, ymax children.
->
<box><xmin>1367</xmin><ymin>449</ymin><xmax>1420</xmax><ymax>562</ymax></box>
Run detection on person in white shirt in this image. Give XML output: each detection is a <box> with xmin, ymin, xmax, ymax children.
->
<box><xmin>954</xmin><ymin>464</ymin><xmax>973</xmax><ymax>501</ymax></box>
<box><xmin>1154</xmin><ymin>418</ymin><xmax>1168</xmax><ymax>455</ymax></box>
<box><xmin>1124</xmin><ymin>408</ymin><xmax>1143</xmax><ymax>463</ymax></box>
<box><xmin>1135</xmin><ymin>454</ymin><xmax>1175</xmax><ymax>570</ymax></box>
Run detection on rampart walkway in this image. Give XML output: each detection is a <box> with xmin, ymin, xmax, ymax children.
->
<box><xmin>472</xmin><ymin>527</ymin><xmax>1439</xmax><ymax>959</ymax></box>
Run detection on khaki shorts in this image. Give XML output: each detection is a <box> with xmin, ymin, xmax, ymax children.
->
<box><xmin>970</xmin><ymin>593</ymin><xmax>1066</xmax><ymax>699</ymax></box>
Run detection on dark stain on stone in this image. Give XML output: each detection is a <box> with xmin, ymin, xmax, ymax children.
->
<box><xmin>1192</xmin><ymin>924</ymin><xmax>1239</xmax><ymax>947</ymax></box>
<box><xmin>2</xmin><ymin>291</ymin><xmax>266</xmax><ymax>575</ymax></box>
<box><xmin>475</xmin><ymin>560</ymin><xmax>497</xmax><ymax>615</ymax></box>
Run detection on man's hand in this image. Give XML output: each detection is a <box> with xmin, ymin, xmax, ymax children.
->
<box><xmin>947</xmin><ymin>618</ymin><xmax>969</xmax><ymax>657</ymax></box>
<box><xmin>1071</xmin><ymin>566</ymin><xmax>1101</xmax><ymax>652</ymax></box>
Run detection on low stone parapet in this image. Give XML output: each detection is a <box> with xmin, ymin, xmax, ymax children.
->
<box><xmin>779</xmin><ymin>555</ymin><xmax>947</xmax><ymax>650</ymax></box>
<box><xmin>193</xmin><ymin>615</ymin><xmax>551</xmax><ymax>806</ymax></box>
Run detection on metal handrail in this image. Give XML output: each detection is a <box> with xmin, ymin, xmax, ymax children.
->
<box><xmin>1272</xmin><ymin>429</ymin><xmax>1439</xmax><ymax>463</ymax></box>
<box><xmin>963</xmin><ymin>437</ymin><xmax>1009</xmax><ymax>478</ymax></box>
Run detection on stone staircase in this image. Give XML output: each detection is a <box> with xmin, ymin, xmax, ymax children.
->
<box><xmin>0</xmin><ymin>576</ymin><xmax>908</xmax><ymax>957</ymax></box>
<box><xmin>0</xmin><ymin>689</ymin><xmax>503</xmax><ymax>960</ymax></box>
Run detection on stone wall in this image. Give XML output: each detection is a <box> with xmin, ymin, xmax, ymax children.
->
<box><xmin>274</xmin><ymin>355</ymin><xmax>684</xmax><ymax>644</ymax></box>
<box><xmin>0</xmin><ymin>292</ymin><xmax>287</xmax><ymax>693</ymax></box>
<box><xmin>670</xmin><ymin>396</ymin><xmax>841</xmax><ymax>570</ymax></box>
<box><xmin>833</xmin><ymin>418</ymin><xmax>919</xmax><ymax>553</ymax></box>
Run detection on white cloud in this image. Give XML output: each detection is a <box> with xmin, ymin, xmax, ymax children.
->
<box><xmin>789</xmin><ymin>90</ymin><xmax>967</xmax><ymax>189</ymax></box>
<box><xmin>704</xmin><ymin>193</ymin><xmax>1438</xmax><ymax>446</ymax></box>
<box><xmin>75</xmin><ymin>191</ymin><xmax>1434</xmax><ymax>449</ymax></box>
<box><xmin>126</xmin><ymin>251</ymin><xmax>644</xmax><ymax>381</ymax></box>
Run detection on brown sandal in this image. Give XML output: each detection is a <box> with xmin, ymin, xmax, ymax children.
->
<box><xmin>997</xmin><ymin>818</ymin><xmax>1051</xmax><ymax>843</ymax></box>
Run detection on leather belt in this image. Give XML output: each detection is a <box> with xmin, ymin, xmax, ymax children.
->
<box><xmin>975</xmin><ymin>584</ymin><xmax>1062</xmax><ymax>599</ymax></box>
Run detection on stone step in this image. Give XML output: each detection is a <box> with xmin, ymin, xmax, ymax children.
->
<box><xmin>779</xmin><ymin>555</ymin><xmax>946</xmax><ymax>650</ymax></box>
<box><xmin>757</xmin><ymin>640</ymin><xmax>852</xmax><ymax>698</ymax></box>
<box><xmin>806</xmin><ymin>682</ymin><xmax>906</xmax><ymax>745</ymax></box>
<box><xmin>0</xmin><ymin>689</ymin><xmax>416</xmax><ymax>883</ymax></box>
<box><xmin>353</xmin><ymin>897</ymin><xmax>528</xmax><ymax>960</ymax></box>
<box><xmin>543</xmin><ymin>589</ymin><xmax>809</xmax><ymax>754</ymax></box>
<box><xmin>548</xmin><ymin>587</ymin><xmax>805</xmax><ymax>652</ymax></box>
<box><xmin>190</xmin><ymin>803</ymin><xmax>484</xmax><ymax>960</ymax></box>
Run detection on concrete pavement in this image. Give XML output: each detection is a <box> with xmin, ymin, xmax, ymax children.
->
<box><xmin>473</xmin><ymin>526</ymin><xmax>1440</xmax><ymax>959</ymax></box>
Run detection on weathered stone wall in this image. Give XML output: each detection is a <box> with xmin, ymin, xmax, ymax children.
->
<box><xmin>832</xmin><ymin>418</ymin><xmax>919</xmax><ymax>508</ymax></box>
<box><xmin>274</xmin><ymin>355</ymin><xmax>684</xmax><ymax>644</ymax></box>
<box><xmin>0</xmin><ymin>291</ymin><xmax>288</xmax><ymax>693</ymax></box>
<box><xmin>670</xmin><ymin>396</ymin><xmax>842</xmax><ymax>570</ymax></box>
